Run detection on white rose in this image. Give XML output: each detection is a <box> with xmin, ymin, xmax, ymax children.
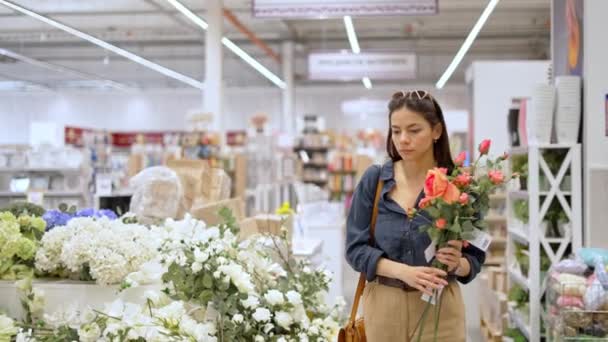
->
<box><xmin>241</xmin><ymin>295</ymin><xmax>260</xmax><ymax>309</ymax></box>
<box><xmin>255</xmin><ymin>336</ymin><xmax>265</xmax><ymax>342</ymax></box>
<box><xmin>78</xmin><ymin>323</ymin><xmax>101</xmax><ymax>342</ymax></box>
<box><xmin>15</xmin><ymin>329</ymin><xmax>34</xmax><ymax>342</ymax></box>
<box><xmin>232</xmin><ymin>314</ymin><xmax>244</xmax><ymax>324</ymax></box>
<box><xmin>213</xmin><ymin>271</ymin><xmax>221</xmax><ymax>279</ymax></box>
<box><xmin>277</xmin><ymin>337</ymin><xmax>287</xmax><ymax>342</ymax></box>
<box><xmin>191</xmin><ymin>262</ymin><xmax>203</xmax><ymax>273</ymax></box>
<box><xmin>309</xmin><ymin>325</ymin><xmax>319</xmax><ymax>335</ymax></box>
<box><xmin>264</xmin><ymin>290</ymin><xmax>284</xmax><ymax>306</ymax></box>
<box><xmin>302</xmin><ymin>266</ymin><xmax>311</xmax><ymax>274</ymax></box>
<box><xmin>298</xmin><ymin>333</ymin><xmax>310</xmax><ymax>342</ymax></box>
<box><xmin>274</xmin><ymin>311</ymin><xmax>293</xmax><ymax>330</ymax></box>
<box><xmin>286</xmin><ymin>291</ymin><xmax>302</xmax><ymax>305</ymax></box>
<box><xmin>252</xmin><ymin>308</ymin><xmax>271</xmax><ymax>322</ymax></box>
<box><xmin>263</xmin><ymin>322</ymin><xmax>274</xmax><ymax>334</ymax></box>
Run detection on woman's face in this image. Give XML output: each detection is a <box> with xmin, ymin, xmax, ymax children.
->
<box><xmin>390</xmin><ymin>107</ymin><xmax>442</xmax><ymax>162</ymax></box>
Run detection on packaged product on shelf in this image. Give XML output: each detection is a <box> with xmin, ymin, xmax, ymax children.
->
<box><xmin>200</xmin><ymin>167</ymin><xmax>231</xmax><ymax>204</ymax></box>
<box><xmin>191</xmin><ymin>197</ymin><xmax>244</xmax><ymax>226</ymax></box>
<box><xmin>129</xmin><ymin>166</ymin><xmax>183</xmax><ymax>223</ymax></box>
<box><xmin>167</xmin><ymin>159</ymin><xmax>207</xmax><ymax>215</ymax></box>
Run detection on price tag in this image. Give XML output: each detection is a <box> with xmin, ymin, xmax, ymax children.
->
<box><xmin>95</xmin><ymin>174</ymin><xmax>113</xmax><ymax>196</ymax></box>
<box><xmin>421</xmin><ymin>286</ymin><xmax>444</xmax><ymax>305</ymax></box>
<box><xmin>27</xmin><ymin>191</ymin><xmax>44</xmax><ymax>206</ymax></box>
<box><xmin>467</xmin><ymin>228</ymin><xmax>493</xmax><ymax>251</ymax></box>
<box><xmin>424</xmin><ymin>239</ymin><xmax>437</xmax><ymax>262</ymax></box>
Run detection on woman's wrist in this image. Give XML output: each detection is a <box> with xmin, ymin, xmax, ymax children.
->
<box><xmin>454</xmin><ymin>257</ymin><xmax>470</xmax><ymax>277</ymax></box>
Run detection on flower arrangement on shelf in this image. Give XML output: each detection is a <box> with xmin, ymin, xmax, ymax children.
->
<box><xmin>0</xmin><ymin>212</ymin><xmax>46</xmax><ymax>280</ymax></box>
<box><xmin>1</xmin><ymin>206</ymin><xmax>342</xmax><ymax>342</ymax></box>
<box><xmin>407</xmin><ymin>139</ymin><xmax>516</xmax><ymax>341</ymax></box>
<box><xmin>35</xmin><ymin>216</ymin><xmax>158</xmax><ymax>285</ymax></box>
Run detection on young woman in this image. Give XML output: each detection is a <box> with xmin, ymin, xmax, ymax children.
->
<box><xmin>345</xmin><ymin>90</ymin><xmax>485</xmax><ymax>341</ymax></box>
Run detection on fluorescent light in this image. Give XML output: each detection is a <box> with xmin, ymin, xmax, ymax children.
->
<box><xmin>435</xmin><ymin>0</ymin><xmax>500</xmax><ymax>89</ymax></box>
<box><xmin>343</xmin><ymin>16</ymin><xmax>360</xmax><ymax>54</ymax></box>
<box><xmin>221</xmin><ymin>37</ymin><xmax>286</xmax><ymax>89</ymax></box>
<box><xmin>0</xmin><ymin>0</ymin><xmax>204</xmax><ymax>90</ymax></box>
<box><xmin>165</xmin><ymin>0</ymin><xmax>208</xmax><ymax>30</ymax></box>
<box><xmin>165</xmin><ymin>0</ymin><xmax>286</xmax><ymax>89</ymax></box>
<box><xmin>362</xmin><ymin>77</ymin><xmax>372</xmax><ymax>89</ymax></box>
<box><xmin>0</xmin><ymin>48</ymin><xmax>129</xmax><ymax>91</ymax></box>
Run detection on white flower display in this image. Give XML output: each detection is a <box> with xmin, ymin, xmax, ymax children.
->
<box><xmin>242</xmin><ymin>295</ymin><xmax>260</xmax><ymax>309</ymax></box>
<box><xmin>77</xmin><ymin>322</ymin><xmax>101</xmax><ymax>342</ymax></box>
<box><xmin>252</xmin><ymin>308</ymin><xmax>272</xmax><ymax>322</ymax></box>
<box><xmin>232</xmin><ymin>314</ymin><xmax>244</xmax><ymax>324</ymax></box>
<box><xmin>264</xmin><ymin>289</ymin><xmax>285</xmax><ymax>306</ymax></box>
<box><xmin>35</xmin><ymin>217</ymin><xmax>160</xmax><ymax>285</ymax></box>
<box><xmin>218</xmin><ymin>262</ymin><xmax>255</xmax><ymax>294</ymax></box>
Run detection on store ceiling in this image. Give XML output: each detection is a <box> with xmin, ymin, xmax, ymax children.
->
<box><xmin>0</xmin><ymin>0</ymin><xmax>550</xmax><ymax>90</ymax></box>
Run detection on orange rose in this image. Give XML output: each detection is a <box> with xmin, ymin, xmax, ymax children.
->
<box><xmin>424</xmin><ymin>168</ymin><xmax>461</xmax><ymax>203</ymax></box>
<box><xmin>419</xmin><ymin>197</ymin><xmax>432</xmax><ymax>209</ymax></box>
<box><xmin>435</xmin><ymin>218</ymin><xmax>447</xmax><ymax>230</ymax></box>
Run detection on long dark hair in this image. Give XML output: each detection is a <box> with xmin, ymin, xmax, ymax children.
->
<box><xmin>386</xmin><ymin>90</ymin><xmax>455</xmax><ymax>171</ymax></box>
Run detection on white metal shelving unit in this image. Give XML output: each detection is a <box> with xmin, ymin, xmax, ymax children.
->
<box><xmin>506</xmin><ymin>144</ymin><xmax>582</xmax><ymax>342</ymax></box>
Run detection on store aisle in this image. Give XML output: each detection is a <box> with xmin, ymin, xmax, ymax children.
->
<box><xmin>341</xmin><ymin>260</ymin><xmax>482</xmax><ymax>342</ymax></box>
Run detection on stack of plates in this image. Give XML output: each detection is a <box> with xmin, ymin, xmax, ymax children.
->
<box><xmin>555</xmin><ymin>76</ymin><xmax>582</xmax><ymax>143</ymax></box>
<box><xmin>527</xmin><ymin>84</ymin><xmax>555</xmax><ymax>144</ymax></box>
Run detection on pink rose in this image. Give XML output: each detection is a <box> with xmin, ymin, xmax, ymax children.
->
<box><xmin>435</xmin><ymin>218</ymin><xmax>447</xmax><ymax>230</ymax></box>
<box><xmin>454</xmin><ymin>152</ymin><xmax>466</xmax><ymax>167</ymax></box>
<box><xmin>424</xmin><ymin>168</ymin><xmax>461</xmax><ymax>204</ymax></box>
<box><xmin>454</xmin><ymin>172</ymin><xmax>472</xmax><ymax>188</ymax></box>
<box><xmin>459</xmin><ymin>193</ymin><xmax>469</xmax><ymax>205</ymax></box>
<box><xmin>478</xmin><ymin>139</ymin><xmax>491</xmax><ymax>155</ymax></box>
<box><xmin>488</xmin><ymin>170</ymin><xmax>505</xmax><ymax>185</ymax></box>
<box><xmin>419</xmin><ymin>197</ymin><xmax>432</xmax><ymax>209</ymax></box>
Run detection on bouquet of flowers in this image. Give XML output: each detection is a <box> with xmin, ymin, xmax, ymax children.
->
<box><xmin>0</xmin><ymin>212</ymin><xmax>46</xmax><ymax>280</ymax></box>
<box><xmin>409</xmin><ymin>139</ymin><xmax>515</xmax><ymax>341</ymax></box>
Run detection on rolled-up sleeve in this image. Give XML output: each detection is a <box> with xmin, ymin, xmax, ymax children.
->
<box><xmin>457</xmin><ymin>244</ymin><xmax>486</xmax><ymax>284</ymax></box>
<box><xmin>345</xmin><ymin>165</ymin><xmax>385</xmax><ymax>281</ymax></box>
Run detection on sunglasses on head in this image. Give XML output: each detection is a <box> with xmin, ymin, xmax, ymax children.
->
<box><xmin>393</xmin><ymin>90</ymin><xmax>433</xmax><ymax>101</ymax></box>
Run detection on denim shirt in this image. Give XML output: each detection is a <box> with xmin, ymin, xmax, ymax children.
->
<box><xmin>345</xmin><ymin>160</ymin><xmax>486</xmax><ymax>283</ymax></box>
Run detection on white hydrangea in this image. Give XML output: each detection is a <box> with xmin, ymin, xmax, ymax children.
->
<box><xmin>264</xmin><ymin>289</ymin><xmax>285</xmax><ymax>306</ymax></box>
<box><xmin>252</xmin><ymin>308</ymin><xmax>271</xmax><ymax>322</ymax></box>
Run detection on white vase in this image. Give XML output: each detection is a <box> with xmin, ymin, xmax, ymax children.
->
<box><xmin>555</xmin><ymin>76</ymin><xmax>582</xmax><ymax>144</ymax></box>
<box><xmin>527</xmin><ymin>84</ymin><xmax>555</xmax><ymax>144</ymax></box>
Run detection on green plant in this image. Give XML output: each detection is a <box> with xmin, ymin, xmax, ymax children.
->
<box><xmin>544</xmin><ymin>198</ymin><xmax>569</xmax><ymax>238</ymax></box>
<box><xmin>508</xmin><ymin>285</ymin><xmax>529</xmax><ymax>308</ymax></box>
<box><xmin>0</xmin><ymin>202</ymin><xmax>45</xmax><ymax>217</ymax></box>
<box><xmin>513</xmin><ymin>200</ymin><xmax>529</xmax><ymax>223</ymax></box>
<box><xmin>505</xmin><ymin>328</ymin><xmax>528</xmax><ymax>342</ymax></box>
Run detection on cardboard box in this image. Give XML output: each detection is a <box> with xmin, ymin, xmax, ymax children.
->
<box><xmin>191</xmin><ymin>198</ymin><xmax>245</xmax><ymax>226</ymax></box>
<box><xmin>238</xmin><ymin>217</ymin><xmax>259</xmax><ymax>240</ymax></box>
<box><xmin>254</xmin><ymin>214</ymin><xmax>293</xmax><ymax>240</ymax></box>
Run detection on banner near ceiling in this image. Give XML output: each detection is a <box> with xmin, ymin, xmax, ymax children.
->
<box><xmin>308</xmin><ymin>53</ymin><xmax>417</xmax><ymax>80</ymax></box>
<box><xmin>252</xmin><ymin>0</ymin><xmax>438</xmax><ymax>18</ymax></box>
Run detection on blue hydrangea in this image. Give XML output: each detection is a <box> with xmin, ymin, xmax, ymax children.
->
<box><xmin>43</xmin><ymin>208</ymin><xmax>118</xmax><ymax>231</ymax></box>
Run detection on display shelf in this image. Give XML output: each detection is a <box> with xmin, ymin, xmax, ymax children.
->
<box><xmin>294</xmin><ymin>146</ymin><xmax>329</xmax><ymax>153</ymax></box>
<box><xmin>508</xmin><ymin>226</ymin><xmax>529</xmax><ymax>245</ymax></box>
<box><xmin>508</xmin><ymin>266</ymin><xmax>529</xmax><ymax>291</ymax></box>
<box><xmin>506</xmin><ymin>144</ymin><xmax>582</xmax><ymax>342</ymax></box>
<box><xmin>508</xmin><ymin>307</ymin><xmax>531</xmax><ymax>341</ymax></box>
<box><xmin>0</xmin><ymin>191</ymin><xmax>84</xmax><ymax>197</ymax></box>
<box><xmin>302</xmin><ymin>163</ymin><xmax>328</xmax><ymax>168</ymax></box>
<box><xmin>0</xmin><ymin>167</ymin><xmax>82</xmax><ymax>173</ymax></box>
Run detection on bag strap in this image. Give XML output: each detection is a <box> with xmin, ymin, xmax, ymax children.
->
<box><xmin>348</xmin><ymin>176</ymin><xmax>384</xmax><ymax>324</ymax></box>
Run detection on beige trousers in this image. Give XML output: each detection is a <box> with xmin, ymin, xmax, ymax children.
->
<box><xmin>362</xmin><ymin>280</ymin><xmax>466</xmax><ymax>342</ymax></box>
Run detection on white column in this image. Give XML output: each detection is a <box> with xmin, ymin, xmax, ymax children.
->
<box><xmin>205</xmin><ymin>0</ymin><xmax>223</xmax><ymax>134</ymax></box>
<box><xmin>281</xmin><ymin>41</ymin><xmax>295</xmax><ymax>136</ymax></box>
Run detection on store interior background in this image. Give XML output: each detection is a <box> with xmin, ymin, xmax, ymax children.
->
<box><xmin>1</xmin><ymin>0</ymin><xmax>608</xmax><ymax>341</ymax></box>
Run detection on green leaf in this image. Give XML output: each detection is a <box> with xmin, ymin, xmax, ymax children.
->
<box><xmin>448</xmin><ymin>220</ymin><xmax>461</xmax><ymax>233</ymax></box>
<box><xmin>462</xmin><ymin>220</ymin><xmax>475</xmax><ymax>232</ymax></box>
<box><xmin>199</xmin><ymin>290</ymin><xmax>214</xmax><ymax>303</ymax></box>
<box><xmin>425</xmin><ymin>207</ymin><xmax>440</xmax><ymax>218</ymax></box>
<box><xmin>203</xmin><ymin>274</ymin><xmax>213</xmax><ymax>289</ymax></box>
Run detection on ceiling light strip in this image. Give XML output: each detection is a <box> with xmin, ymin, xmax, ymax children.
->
<box><xmin>166</xmin><ymin>0</ymin><xmax>286</xmax><ymax>89</ymax></box>
<box><xmin>343</xmin><ymin>16</ymin><xmax>360</xmax><ymax>54</ymax></box>
<box><xmin>0</xmin><ymin>48</ymin><xmax>129</xmax><ymax>91</ymax></box>
<box><xmin>362</xmin><ymin>77</ymin><xmax>372</xmax><ymax>89</ymax></box>
<box><xmin>0</xmin><ymin>0</ymin><xmax>204</xmax><ymax>90</ymax></box>
<box><xmin>435</xmin><ymin>0</ymin><xmax>500</xmax><ymax>89</ymax></box>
